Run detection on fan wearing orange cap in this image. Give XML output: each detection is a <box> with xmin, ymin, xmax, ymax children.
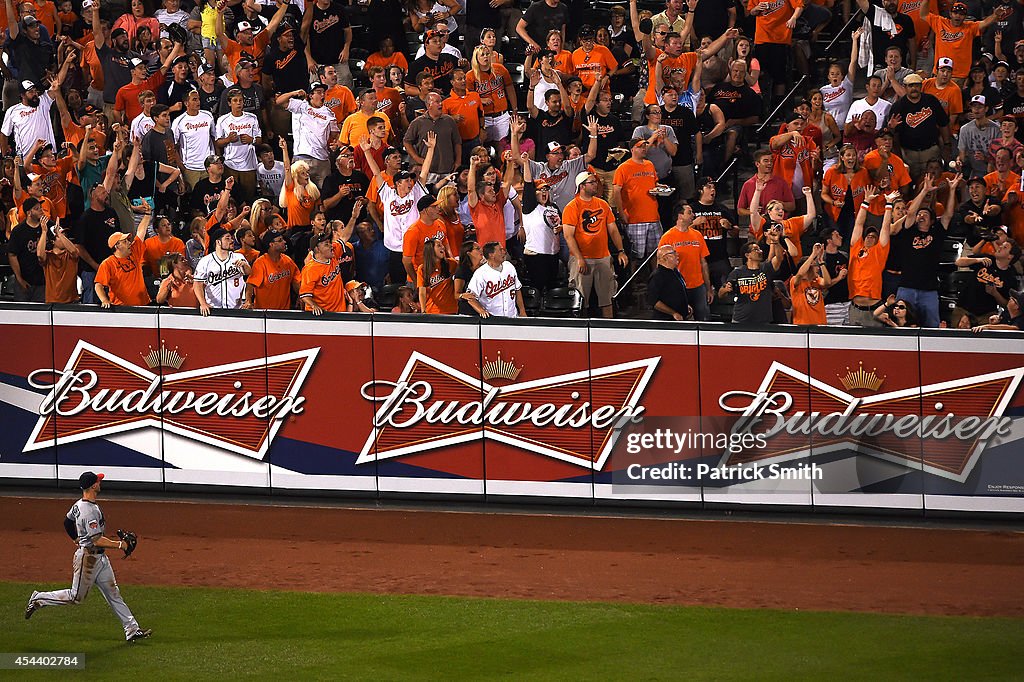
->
<box><xmin>94</xmin><ymin>214</ymin><xmax>152</xmax><ymax>308</ymax></box>
<box><xmin>920</xmin><ymin>1</ymin><xmax>1011</xmax><ymax>80</ymax></box>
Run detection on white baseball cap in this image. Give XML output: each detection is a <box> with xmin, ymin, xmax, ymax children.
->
<box><xmin>971</xmin><ymin>94</ymin><xmax>987</xmax><ymax>105</ymax></box>
<box><xmin>938</xmin><ymin>57</ymin><xmax>954</xmax><ymax>70</ymax></box>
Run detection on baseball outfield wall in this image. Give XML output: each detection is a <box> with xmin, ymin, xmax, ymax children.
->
<box><xmin>1</xmin><ymin>303</ymin><xmax>1022</xmax><ymax>513</ymax></box>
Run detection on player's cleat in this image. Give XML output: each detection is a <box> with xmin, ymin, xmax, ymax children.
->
<box><xmin>127</xmin><ymin>628</ymin><xmax>152</xmax><ymax>642</ymax></box>
<box><xmin>24</xmin><ymin>591</ymin><xmax>39</xmax><ymax>620</ymax></box>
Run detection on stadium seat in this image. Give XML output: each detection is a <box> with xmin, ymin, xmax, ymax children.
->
<box><xmin>378</xmin><ymin>283</ymin><xmax>402</xmax><ymax>310</ymax></box>
<box><xmin>521</xmin><ymin>286</ymin><xmax>542</xmax><ymax>315</ymax></box>
<box><xmin>940</xmin><ymin>270</ymin><xmax>974</xmax><ymax>299</ymax></box>
<box><xmin>940</xmin><ymin>238</ymin><xmax>964</xmax><ymax>266</ymax></box>
<box><xmin>540</xmin><ymin>287</ymin><xmax>582</xmax><ymax>318</ymax></box>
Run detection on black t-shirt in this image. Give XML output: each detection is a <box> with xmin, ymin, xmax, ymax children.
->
<box><xmin>961</xmin><ymin>85</ymin><xmax>1003</xmax><ymax>117</ymax></box>
<box><xmin>75</xmin><ymin>206</ymin><xmax>119</xmax><ymax>272</ymax></box>
<box><xmin>8</xmin><ymin>222</ymin><xmax>45</xmax><ymax>285</ymax></box>
<box><xmin>952</xmin><ymin>198</ymin><xmax>1000</xmax><ymax>240</ymax></box>
<box><xmin>467</xmin><ymin>0</ymin><xmax>501</xmax><ymax>28</ymax></box>
<box><xmin>960</xmin><ymin>260</ymin><xmax>1018</xmax><ymax>315</ymax></box>
<box><xmin>661</xmin><ymin>104</ymin><xmax>697</xmax><ymax>166</ymax></box>
<box><xmin>708</xmin><ymin>82</ymin><xmax>761</xmax><ymax>122</ymax></box>
<box><xmin>695</xmin><ymin>106</ymin><xmax>721</xmax><ymax>146</ymax></box>
<box><xmin>586</xmin><ymin>110</ymin><xmax>623</xmax><ymax>171</ymax></box>
<box><xmin>321</xmin><ymin>169</ymin><xmax>370</xmax><ymax>222</ymax></box>
<box><xmin>97</xmin><ymin>44</ymin><xmax>139</xmax><ymax>104</ymax></box>
<box><xmin>264</xmin><ymin>39</ymin><xmax>310</xmax><ymax>94</ymax></box>
<box><xmin>407</xmin><ymin>53</ymin><xmax>460</xmax><ymax>94</ymax></box>
<box><xmin>454</xmin><ymin>260</ymin><xmax>479</xmax><ymax>316</ymax></box>
<box><xmin>8</xmin><ymin>33</ymin><xmax>54</xmax><ymax>86</ymax></box>
<box><xmin>888</xmin><ymin>94</ymin><xmax>949</xmax><ymax>151</ymax></box>
<box><xmin>692</xmin><ymin>1</ymin><xmax>732</xmax><ymax>39</ymax></box>
<box><xmin>893</xmin><ymin>225</ymin><xmax>945</xmax><ymax>290</ymax></box>
<box><xmin>127</xmin><ymin>160</ymin><xmax>158</xmax><ymax>201</ymax></box>
<box><xmin>307</xmin><ymin>1</ymin><xmax>351</xmax><ymax>65</ymax></box>
<box><xmin>217</xmin><ymin>83</ymin><xmax>265</xmax><ymax>117</ymax></box>
<box><xmin>190</xmin><ymin>177</ymin><xmax>238</xmax><ymax>214</ymax></box>
<box><xmin>691</xmin><ymin>201</ymin><xmax>735</xmax><ymax>263</ymax></box>
<box><xmin>141</xmin><ymin>129</ymin><xmax>179</xmax><ymax>169</ymax></box>
<box><xmin>865</xmin><ymin>4</ymin><xmax>915</xmax><ymax>66</ymax></box>
<box><xmin>199</xmin><ymin>82</ymin><xmax>226</xmax><ymax>116</ymax></box>
<box><xmin>823</xmin><ymin>249</ymin><xmax>850</xmax><ymax>304</ymax></box>
<box><xmin>159</xmin><ymin>79</ymin><xmax>196</xmax><ymax>119</ymax></box>
<box><xmin>1001</xmin><ymin>91</ymin><xmax>1024</xmax><ymax>141</ymax></box>
<box><xmin>727</xmin><ymin>261</ymin><xmax>776</xmax><ymax>324</ymax></box>
<box><xmin>647</xmin><ymin>264</ymin><xmax>688</xmax><ymax>319</ymax></box>
<box><xmin>522</xmin><ymin>0</ymin><xmax>570</xmax><ymax>46</ymax></box>
<box><xmin>533</xmin><ymin>109</ymin><xmax>576</xmax><ymax>152</ymax></box>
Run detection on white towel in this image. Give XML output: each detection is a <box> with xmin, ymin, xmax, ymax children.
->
<box><xmin>858</xmin><ymin>6</ymin><xmax>898</xmax><ymax>76</ymax></box>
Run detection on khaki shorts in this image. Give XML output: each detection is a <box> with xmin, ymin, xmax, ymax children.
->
<box><xmin>570</xmin><ymin>256</ymin><xmax>616</xmax><ymax>308</ymax></box>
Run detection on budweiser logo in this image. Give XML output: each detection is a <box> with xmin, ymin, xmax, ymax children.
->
<box><xmin>24</xmin><ymin>341</ymin><xmax>318</xmax><ymax>460</ymax></box>
<box><xmin>720</xmin><ymin>362</ymin><xmax>1023</xmax><ymax>482</ymax></box>
<box><xmin>357</xmin><ymin>352</ymin><xmax>659</xmax><ymax>469</ymax></box>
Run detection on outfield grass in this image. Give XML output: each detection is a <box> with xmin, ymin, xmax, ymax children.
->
<box><xmin>2</xmin><ymin>582</ymin><xmax>1021</xmax><ymax>680</ymax></box>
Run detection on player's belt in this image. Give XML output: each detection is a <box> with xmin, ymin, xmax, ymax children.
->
<box><xmin>85</xmin><ymin>547</ymin><xmax>105</xmax><ymax>555</ymax></box>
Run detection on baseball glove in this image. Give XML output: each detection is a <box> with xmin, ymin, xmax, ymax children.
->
<box><xmin>117</xmin><ymin>529</ymin><xmax>138</xmax><ymax>558</ymax></box>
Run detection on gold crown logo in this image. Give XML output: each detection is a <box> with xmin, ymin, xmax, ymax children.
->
<box><xmin>141</xmin><ymin>343</ymin><xmax>186</xmax><ymax>370</ymax></box>
<box><xmin>839</xmin><ymin>362</ymin><xmax>885</xmax><ymax>393</ymax></box>
<box><xmin>480</xmin><ymin>352</ymin><xmax>522</xmax><ymax>382</ymax></box>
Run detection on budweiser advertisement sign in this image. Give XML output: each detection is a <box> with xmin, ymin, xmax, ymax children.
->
<box><xmin>720</xmin><ymin>362</ymin><xmax>1024</xmax><ymax>483</ymax></box>
<box><xmin>358</xmin><ymin>352</ymin><xmax>660</xmax><ymax>470</ymax></box>
<box><xmin>24</xmin><ymin>340</ymin><xmax>318</xmax><ymax>459</ymax></box>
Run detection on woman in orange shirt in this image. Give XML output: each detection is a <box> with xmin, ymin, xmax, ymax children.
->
<box><xmin>435</xmin><ymin>184</ymin><xmax>465</xmax><ymax>253</ymax></box>
<box><xmin>417</xmin><ymin>237</ymin><xmax>459</xmax><ymax>314</ymax></box>
<box><xmin>545</xmin><ymin>30</ymin><xmax>576</xmax><ymax>78</ymax></box>
<box><xmin>279</xmin><ymin>137</ymin><xmax>320</xmax><ymax>229</ymax></box>
<box><xmin>155</xmin><ymin>253</ymin><xmax>199</xmax><ymax>308</ymax></box>
<box><xmin>789</xmin><ymin>242</ymin><xmax>831</xmax><ymax>325</ymax></box>
<box><xmin>820</xmin><ymin>144</ymin><xmax>871</xmax><ymax>234</ymax></box>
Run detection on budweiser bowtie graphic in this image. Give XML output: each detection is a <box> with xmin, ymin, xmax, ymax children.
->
<box><xmin>358</xmin><ymin>352</ymin><xmax>659</xmax><ymax>470</ymax></box>
<box><xmin>24</xmin><ymin>341</ymin><xmax>319</xmax><ymax>459</ymax></box>
<box><xmin>720</xmin><ymin>361</ymin><xmax>1024</xmax><ymax>483</ymax></box>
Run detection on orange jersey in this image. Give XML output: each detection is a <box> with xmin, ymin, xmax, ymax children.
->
<box><xmin>248</xmin><ymin>253</ymin><xmax>300</xmax><ymax>310</ymax></box>
<box><xmin>658</xmin><ymin>227</ymin><xmax>709</xmax><ymax>288</ymax></box>
<box><xmin>402</xmin><ymin>218</ymin><xmax>451</xmax><ymax>270</ymax></box>
<box><xmin>748</xmin><ymin>0</ymin><xmax>805</xmax><ymax>46</ymax></box>
<box><xmin>95</xmin><ymin>236</ymin><xmax>151</xmax><ymax>306</ymax></box>
<box><xmin>922</xmin><ymin>78</ymin><xmax>964</xmax><ymax>118</ymax></box>
<box><xmin>984</xmin><ymin>170</ymin><xmax>1020</xmax><ymax>198</ymax></box>
<box><xmin>770</xmin><ymin>133</ymin><xmax>818</xmax><ymax>192</ymax></box>
<box><xmin>284</xmin><ymin>184</ymin><xmax>319</xmax><ymax>229</ymax></box>
<box><xmin>645</xmin><ymin>51</ymin><xmax>698</xmax><ymax>105</ymax></box>
<box><xmin>81</xmin><ymin>40</ymin><xmax>104</xmax><ymax>92</ymax></box>
<box><xmin>224</xmin><ymin>31</ymin><xmax>272</xmax><ymax>82</ymax></box>
<box><xmin>900</xmin><ymin>0</ymin><xmax>937</xmax><ymax>48</ymax></box>
<box><xmin>142</xmin><ymin>235</ymin><xmax>186</xmax><ymax>276</ymax></box>
<box><xmin>926</xmin><ymin>15</ymin><xmax>979</xmax><ymax>79</ymax></box>
<box><xmin>29</xmin><ymin>156</ymin><xmax>76</xmax><ymax>218</ymax></box>
<box><xmin>374</xmin><ymin>86</ymin><xmax>403</xmax><ymax>121</ymax></box>
<box><xmin>339</xmin><ymin>110</ymin><xmax>392</xmax><ymax>146</ymax></box>
<box><xmin>324</xmin><ymin>85</ymin><xmax>357</xmax><ymax>125</ymax></box>
<box><xmin>613</xmin><ymin>158</ymin><xmax>660</xmax><ymax>224</ymax></box>
<box><xmin>16</xmin><ymin>195</ymin><xmax>55</xmax><ymax>222</ymax></box>
<box><xmin>417</xmin><ymin>257</ymin><xmax>459</xmax><ymax>314</ymax></box>
<box><xmin>563</xmin><ymin>195</ymin><xmax>614</xmax><ymax>260</ymax></box>
<box><xmin>364</xmin><ymin>51</ymin><xmax>408</xmax><ymax>73</ymax></box>
<box><xmin>848</xmin><ymin>238</ymin><xmax>890</xmax><ymax>300</ymax></box>
<box><xmin>43</xmin><ymin>248</ymin><xmax>80</xmax><ymax>304</ymax></box>
<box><xmin>552</xmin><ymin>49</ymin><xmax>575</xmax><ymax>77</ymax></box>
<box><xmin>821</xmin><ymin>166</ymin><xmax>872</xmax><ymax>221</ymax></box>
<box><xmin>63</xmin><ymin>120</ymin><xmax>106</xmax><ymax>154</ymax></box>
<box><xmin>790</xmin><ymin>276</ymin><xmax>827</xmax><ymax>325</ymax></box>
<box><xmin>570</xmin><ymin>45</ymin><xmax>617</xmax><ymax>91</ymax></box>
<box><xmin>862</xmin><ymin>150</ymin><xmax>913</xmax><ymax>215</ymax></box>
<box><xmin>466</xmin><ymin>64</ymin><xmax>513</xmax><ymax>116</ymax></box>
<box><xmin>299</xmin><ymin>256</ymin><xmax>346</xmax><ymax>312</ymax></box>
<box><xmin>443</xmin><ymin>90</ymin><xmax>484</xmax><ymax>141</ymax></box>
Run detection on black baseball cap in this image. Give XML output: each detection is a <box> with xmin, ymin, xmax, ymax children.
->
<box><xmin>309</xmin><ymin>232</ymin><xmax>331</xmax><ymax>251</ymax></box>
<box><xmin>79</xmin><ymin>471</ymin><xmax>104</xmax><ymax>489</ymax></box>
<box><xmin>417</xmin><ymin>194</ymin><xmax>437</xmax><ymax>211</ymax></box>
<box><xmin>393</xmin><ymin>170</ymin><xmax>415</xmax><ymax>181</ymax></box>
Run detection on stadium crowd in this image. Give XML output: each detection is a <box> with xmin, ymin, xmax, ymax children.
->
<box><xmin>1</xmin><ymin>0</ymin><xmax>1023</xmax><ymax>331</ymax></box>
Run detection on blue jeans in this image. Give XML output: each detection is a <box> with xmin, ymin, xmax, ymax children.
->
<box><xmin>686</xmin><ymin>284</ymin><xmax>710</xmax><ymax>321</ymax></box>
<box><xmin>80</xmin><ymin>270</ymin><xmax>97</xmax><ymax>305</ymax></box>
<box><xmin>896</xmin><ymin>287</ymin><xmax>939</xmax><ymax>328</ymax></box>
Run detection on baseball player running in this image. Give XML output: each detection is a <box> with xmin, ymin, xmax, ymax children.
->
<box><xmin>25</xmin><ymin>472</ymin><xmax>152</xmax><ymax>642</ymax></box>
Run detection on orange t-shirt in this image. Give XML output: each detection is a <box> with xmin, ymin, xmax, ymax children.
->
<box><xmin>374</xmin><ymin>86</ymin><xmax>403</xmax><ymax>121</ymax></box>
<box><xmin>403</xmin><ymin>218</ymin><xmax>451</xmax><ymax>270</ymax></box>
<box><xmin>848</xmin><ymin>238</ymin><xmax>890</xmax><ymax>300</ymax></box>
<box><xmin>417</xmin><ymin>258</ymin><xmax>459</xmax><ymax>314</ymax></box>
<box><xmin>31</xmin><ymin>0</ymin><xmax>58</xmax><ymax>33</ymax></box>
<box><xmin>863</xmin><ymin>150</ymin><xmax>913</xmax><ymax>215</ymax></box>
<box><xmin>160</xmin><ymin>274</ymin><xmax>199</xmax><ymax>308</ymax></box>
<box><xmin>570</xmin><ymin>45</ymin><xmax>617</xmax><ymax>91</ymax></box>
<box><xmin>443</xmin><ymin>91</ymin><xmax>484</xmax><ymax>141</ymax></box>
<box><xmin>748</xmin><ymin>0</ymin><xmax>804</xmax><ymax>45</ymax></box>
<box><xmin>658</xmin><ymin>226</ymin><xmax>709</xmax><ymax>288</ymax></box>
<box><xmin>43</xmin><ymin>248</ymin><xmax>80</xmax><ymax>304</ymax></box>
<box><xmin>983</xmin><ymin>170</ymin><xmax>1021</xmax><ymax>199</ymax></box>
<box><xmin>324</xmin><ymin>85</ymin><xmax>357</xmax><ymax>126</ymax></box>
<box><xmin>284</xmin><ymin>184</ymin><xmax>319</xmax><ymax>228</ymax></box>
<box><xmin>364</xmin><ymin>51</ymin><xmax>409</xmax><ymax>73</ymax></box>
<box><xmin>224</xmin><ymin>31</ymin><xmax>272</xmax><ymax>82</ymax></box>
<box><xmin>779</xmin><ymin>216</ymin><xmax>807</xmax><ymax>259</ymax></box>
<box><xmin>552</xmin><ymin>50</ymin><xmax>575</xmax><ymax>77</ymax></box>
<box><xmin>790</xmin><ymin>276</ymin><xmax>827</xmax><ymax>325</ymax></box>
<box><xmin>236</xmin><ymin>245</ymin><xmax>261</xmax><ymax>265</ymax></box>
<box><xmin>436</xmin><ymin>215</ymin><xmax>464</xmax><ymax>254</ymax></box>
<box><xmin>469</xmin><ymin>191</ymin><xmax>508</xmax><ymax>247</ymax></box>
<box><xmin>466</xmin><ymin>64</ymin><xmax>513</xmax><ymax>116</ymax></box>
<box><xmin>299</xmin><ymin>256</ymin><xmax>346</xmax><ymax>312</ymax></box>
<box><xmin>923</xmin><ymin>79</ymin><xmax>964</xmax><ymax>119</ymax></box>
<box><xmin>114</xmin><ymin>72</ymin><xmax>166</xmax><ymax>121</ymax></box>
<box><xmin>613</xmin><ymin>158</ymin><xmax>659</xmax><ymax>224</ymax></box>
<box><xmin>16</xmin><ymin>195</ymin><xmax>55</xmax><ymax>222</ymax></box>
<box><xmin>645</xmin><ymin>50</ymin><xmax>698</xmax><ymax>105</ymax></box>
<box><xmin>926</xmin><ymin>15</ymin><xmax>980</xmax><ymax>79</ymax></box>
<box><xmin>81</xmin><ymin>40</ymin><xmax>104</xmax><ymax>92</ymax></box>
<box><xmin>95</xmin><ymin>236</ymin><xmax>151</xmax><ymax>306</ymax></box>
<box><xmin>248</xmin><ymin>253</ymin><xmax>300</xmax><ymax>310</ymax></box>
<box><xmin>821</xmin><ymin>167</ymin><xmax>871</xmax><ymax>221</ymax></box>
<box><xmin>63</xmin><ymin>120</ymin><xmax>107</xmax><ymax>154</ymax></box>
<box><xmin>771</xmin><ymin>133</ymin><xmax>818</xmax><ymax>193</ymax></box>
<box><xmin>563</xmin><ymin>195</ymin><xmax>614</xmax><ymax>260</ymax></box>
<box><xmin>29</xmin><ymin>156</ymin><xmax>76</xmax><ymax>218</ymax></box>
<box><xmin>142</xmin><ymin>235</ymin><xmax>186</xmax><ymax>276</ymax></box>
<box><xmin>900</xmin><ymin>0</ymin><xmax>938</xmax><ymax>49</ymax></box>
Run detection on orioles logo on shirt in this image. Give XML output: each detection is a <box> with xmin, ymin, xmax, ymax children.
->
<box><xmin>115</xmin><ymin>258</ymin><xmax>139</xmax><ymax>274</ymax></box>
<box><xmin>738</xmin><ymin>272</ymin><xmax>768</xmax><ymax>301</ymax></box>
<box><xmin>940</xmin><ymin>28</ymin><xmax>965</xmax><ymax>42</ymax></box>
<box><xmin>390</xmin><ymin>198</ymin><xmax>414</xmax><ymax>216</ymax></box>
<box><xmin>275</xmin><ymin>50</ymin><xmax>298</xmax><ymax>71</ymax></box>
<box><xmin>581</xmin><ymin>209</ymin><xmax>604</xmax><ymax>234</ymax></box>
<box><xmin>762</xmin><ymin>0</ymin><xmax>785</xmax><ymax>15</ymax></box>
<box><xmin>484</xmin><ymin>273</ymin><xmax>518</xmax><ymax>298</ymax></box>
<box><xmin>267</xmin><ymin>268</ymin><xmax>293</xmax><ymax>283</ymax></box>
<box><xmin>540</xmin><ymin>170</ymin><xmax>568</xmax><ymax>185</ymax></box>
<box><xmin>427</xmin><ymin>272</ymin><xmax>451</xmax><ymax>287</ymax></box>
<box><xmin>804</xmin><ymin>286</ymin><xmax>822</xmax><ymax>307</ymax></box>
<box><xmin>905</xmin><ymin>109</ymin><xmax>933</xmax><ymax>127</ymax></box>
<box><xmin>912</xmin><ymin>233</ymin><xmax>934</xmax><ymax>249</ymax></box>
<box><xmin>320</xmin><ymin>262</ymin><xmax>342</xmax><ymax>286</ymax></box>
<box><xmin>207</xmin><ymin>262</ymin><xmax>245</xmax><ymax>285</ymax></box>
<box><xmin>822</xmin><ymin>86</ymin><xmax>847</xmax><ymax>103</ymax></box>
<box><xmin>976</xmin><ymin>267</ymin><xmax>1005</xmax><ymax>289</ymax></box>
<box><xmin>89</xmin><ymin>520</ymin><xmax>98</xmax><ymax>529</ymax></box>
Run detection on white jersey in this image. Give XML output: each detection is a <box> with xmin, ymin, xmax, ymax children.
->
<box><xmin>194</xmin><ymin>251</ymin><xmax>248</xmax><ymax>308</ymax></box>
<box><xmin>172</xmin><ymin>110</ymin><xmax>216</xmax><ymax>170</ymax></box>
<box><xmin>258</xmin><ymin>160</ymin><xmax>285</xmax><ymax>198</ymax></box>
<box><xmin>215</xmin><ymin>112</ymin><xmax>261</xmax><ymax>171</ymax></box>
<box><xmin>468</xmin><ymin>260</ymin><xmax>522</xmax><ymax>318</ymax></box>
<box><xmin>379</xmin><ymin>181</ymin><xmax>425</xmax><ymax>252</ymax></box>
<box><xmin>820</xmin><ymin>76</ymin><xmax>854</xmax><ymax>128</ymax></box>
<box><xmin>523</xmin><ymin>204</ymin><xmax>561</xmax><ymax>255</ymax></box>
<box><xmin>847</xmin><ymin>96</ymin><xmax>891</xmax><ymax>131</ymax></box>
<box><xmin>130</xmin><ymin>113</ymin><xmax>155</xmax><ymax>142</ymax></box>
<box><xmin>67</xmin><ymin>498</ymin><xmax>105</xmax><ymax>549</ymax></box>
<box><xmin>1</xmin><ymin>92</ymin><xmax>55</xmax><ymax>157</ymax></box>
<box><xmin>287</xmin><ymin>99</ymin><xmax>338</xmax><ymax>161</ymax></box>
